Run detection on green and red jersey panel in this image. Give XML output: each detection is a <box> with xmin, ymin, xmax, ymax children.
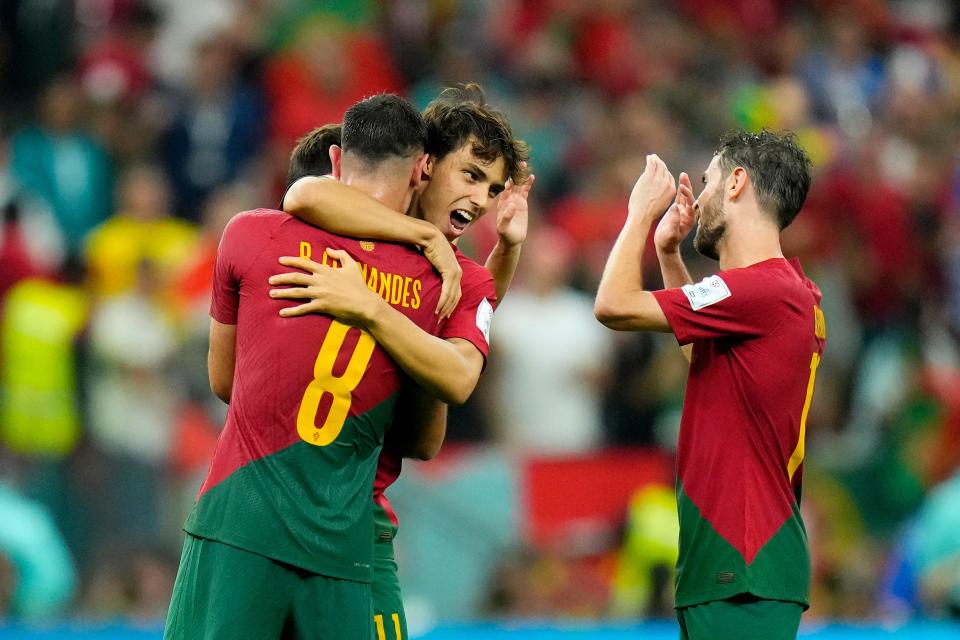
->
<box><xmin>372</xmin><ymin>249</ymin><xmax>497</xmax><ymax>552</ymax></box>
<box><xmin>652</xmin><ymin>258</ymin><xmax>825</xmax><ymax>607</ymax></box>
<box><xmin>186</xmin><ymin>209</ymin><xmax>442</xmax><ymax>583</ymax></box>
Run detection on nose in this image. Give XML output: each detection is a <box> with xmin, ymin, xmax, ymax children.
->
<box><xmin>469</xmin><ymin>187</ymin><xmax>489</xmax><ymax>213</ymax></box>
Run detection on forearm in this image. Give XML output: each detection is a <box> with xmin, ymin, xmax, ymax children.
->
<box><xmin>656</xmin><ymin>248</ymin><xmax>692</xmax><ymax>289</ymax></box>
<box><xmin>284</xmin><ymin>176</ymin><xmax>439</xmax><ymax>247</ymax></box>
<box><xmin>391</xmin><ymin>392</ymin><xmax>448</xmax><ymax>460</ymax></box>
<box><xmin>484</xmin><ymin>240</ymin><xmax>522</xmax><ymax>301</ymax></box>
<box><xmin>364</xmin><ymin>302</ymin><xmax>480</xmax><ymax>405</ymax></box>
<box><xmin>595</xmin><ymin>216</ymin><xmax>671</xmax><ymax>332</ymax></box>
<box><xmin>208</xmin><ymin>320</ymin><xmax>237</xmax><ymax>403</ymax></box>
<box><xmin>657</xmin><ymin>248</ymin><xmax>694</xmax><ymax>361</ymax></box>
<box><xmin>596</xmin><ymin>216</ymin><xmax>649</xmax><ymax>319</ymax></box>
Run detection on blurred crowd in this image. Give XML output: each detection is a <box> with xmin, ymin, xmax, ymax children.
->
<box><xmin>0</xmin><ymin>0</ymin><xmax>959</xmax><ymax>628</ymax></box>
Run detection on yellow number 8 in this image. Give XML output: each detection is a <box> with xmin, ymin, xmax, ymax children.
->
<box><xmin>297</xmin><ymin>320</ymin><xmax>376</xmax><ymax>446</ymax></box>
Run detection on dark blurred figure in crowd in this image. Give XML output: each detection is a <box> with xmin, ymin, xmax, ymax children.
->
<box><xmin>161</xmin><ymin>33</ymin><xmax>265</xmax><ymax>220</ymax></box>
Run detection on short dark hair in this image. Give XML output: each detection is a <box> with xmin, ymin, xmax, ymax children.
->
<box><xmin>287</xmin><ymin>123</ymin><xmax>342</xmax><ymax>185</ymax></box>
<box><xmin>341</xmin><ymin>94</ymin><xmax>427</xmax><ymax>166</ymax></box>
<box><xmin>716</xmin><ymin>130</ymin><xmax>812</xmax><ymax>230</ymax></box>
<box><xmin>423</xmin><ymin>83</ymin><xmax>530</xmax><ymax>184</ymax></box>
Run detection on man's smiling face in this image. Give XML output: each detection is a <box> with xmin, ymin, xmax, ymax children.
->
<box><xmin>415</xmin><ymin>137</ymin><xmax>507</xmax><ymax>241</ymax></box>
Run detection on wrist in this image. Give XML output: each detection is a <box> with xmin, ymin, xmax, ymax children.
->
<box><xmin>655</xmin><ymin>243</ymin><xmax>681</xmax><ymax>259</ymax></box>
<box><xmin>414</xmin><ymin>220</ymin><xmax>443</xmax><ymax>249</ymax></box>
<box><xmin>493</xmin><ymin>237</ymin><xmax>523</xmax><ymax>255</ymax></box>
<box><xmin>356</xmin><ymin>290</ymin><xmax>388</xmax><ymax>327</ymax></box>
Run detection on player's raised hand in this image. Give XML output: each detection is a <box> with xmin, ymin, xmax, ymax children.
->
<box><xmin>493</xmin><ymin>171</ymin><xmax>535</xmax><ymax>249</ymax></box>
<box><xmin>420</xmin><ymin>227</ymin><xmax>461</xmax><ymax>320</ymax></box>
<box><xmin>654</xmin><ymin>171</ymin><xmax>695</xmax><ymax>254</ymax></box>
<box><xmin>269</xmin><ymin>250</ymin><xmax>380</xmax><ymax>325</ymax></box>
<box><xmin>628</xmin><ymin>154</ymin><xmax>676</xmax><ymax>224</ymax></box>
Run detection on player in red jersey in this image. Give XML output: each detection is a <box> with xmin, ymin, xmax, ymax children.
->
<box><xmin>269</xmin><ymin>84</ymin><xmax>531</xmax><ymax>639</ymax></box>
<box><xmin>163</xmin><ymin>95</ymin><xmax>445</xmax><ymax>640</ymax></box>
<box><xmin>595</xmin><ymin>131</ymin><xmax>820</xmax><ymax>640</ymax></box>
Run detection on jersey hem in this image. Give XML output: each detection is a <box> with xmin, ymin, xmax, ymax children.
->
<box><xmin>183</xmin><ymin>525</ymin><xmax>373</xmax><ymax>584</ymax></box>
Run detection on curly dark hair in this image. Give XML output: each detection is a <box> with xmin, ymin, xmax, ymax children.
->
<box><xmin>422</xmin><ymin>83</ymin><xmax>531</xmax><ymax>184</ymax></box>
<box><xmin>716</xmin><ymin>129</ymin><xmax>812</xmax><ymax>230</ymax></box>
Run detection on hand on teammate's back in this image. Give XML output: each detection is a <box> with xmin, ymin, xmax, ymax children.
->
<box><xmin>654</xmin><ymin>171</ymin><xmax>695</xmax><ymax>255</ymax></box>
<box><xmin>269</xmin><ymin>251</ymin><xmax>381</xmax><ymax>324</ymax></box>
<box><xmin>628</xmin><ymin>154</ymin><xmax>676</xmax><ymax>224</ymax></box>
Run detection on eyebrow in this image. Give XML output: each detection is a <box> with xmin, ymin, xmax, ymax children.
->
<box><xmin>468</xmin><ymin>162</ymin><xmax>506</xmax><ymax>194</ymax></box>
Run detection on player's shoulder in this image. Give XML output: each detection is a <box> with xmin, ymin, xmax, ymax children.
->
<box><xmin>225</xmin><ymin>208</ymin><xmax>288</xmax><ymax>234</ymax></box>
<box><xmin>454</xmin><ymin>247</ymin><xmax>494</xmax><ymax>286</ymax></box>
<box><xmin>719</xmin><ymin>258</ymin><xmax>822</xmax><ymax>312</ymax></box>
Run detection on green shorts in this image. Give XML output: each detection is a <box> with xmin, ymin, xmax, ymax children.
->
<box><xmin>372</xmin><ymin>537</ymin><xmax>407</xmax><ymax>640</ymax></box>
<box><xmin>677</xmin><ymin>594</ymin><xmax>803</xmax><ymax>640</ymax></box>
<box><xmin>164</xmin><ymin>533</ymin><xmax>373</xmax><ymax>640</ymax></box>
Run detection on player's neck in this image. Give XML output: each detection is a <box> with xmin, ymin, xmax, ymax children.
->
<box><xmin>342</xmin><ymin>175</ymin><xmax>407</xmax><ymax>213</ymax></box>
<box><xmin>718</xmin><ymin>213</ymin><xmax>783</xmax><ymax>271</ymax></box>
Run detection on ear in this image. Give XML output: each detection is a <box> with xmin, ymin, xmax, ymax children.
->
<box><xmin>411</xmin><ymin>153</ymin><xmax>429</xmax><ymax>188</ymax></box>
<box><xmin>421</xmin><ymin>154</ymin><xmax>435</xmax><ymax>182</ymax></box>
<box><xmin>729</xmin><ymin>167</ymin><xmax>748</xmax><ymax>201</ymax></box>
<box><xmin>329</xmin><ymin>145</ymin><xmax>342</xmax><ymax>179</ymax></box>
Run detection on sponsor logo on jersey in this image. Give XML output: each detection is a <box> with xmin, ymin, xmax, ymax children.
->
<box><xmin>360</xmin><ymin>240</ymin><xmax>375</xmax><ymax>252</ymax></box>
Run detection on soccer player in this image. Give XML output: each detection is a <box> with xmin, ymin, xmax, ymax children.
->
<box><xmin>285</xmin><ymin>123</ymin><xmax>342</xmax><ymax>186</ymax></box>
<box><xmin>594</xmin><ymin>131</ymin><xmax>823</xmax><ymax>640</ymax></box>
<box><xmin>163</xmin><ymin>94</ymin><xmax>447</xmax><ymax>640</ymax></box>
<box><xmin>269</xmin><ymin>85</ymin><xmax>531</xmax><ymax>639</ymax></box>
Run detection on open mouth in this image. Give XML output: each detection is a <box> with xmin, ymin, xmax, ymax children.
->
<box><xmin>449</xmin><ymin>208</ymin><xmax>475</xmax><ymax>233</ymax></box>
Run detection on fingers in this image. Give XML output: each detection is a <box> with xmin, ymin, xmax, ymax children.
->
<box><xmin>278</xmin><ymin>256</ymin><xmax>322</xmax><ymax>273</ymax></box>
<box><xmin>435</xmin><ymin>270</ymin><xmax>463</xmax><ymax>318</ymax></box>
<box><xmin>325</xmin><ymin>248</ymin><xmax>357</xmax><ymax>268</ymax></box>
<box><xmin>270</xmin><ymin>285</ymin><xmax>318</xmax><ymax>300</ymax></box>
<box><xmin>269</xmin><ymin>272</ymin><xmax>315</xmax><ymax>287</ymax></box>
<box><xmin>519</xmin><ymin>173</ymin><xmax>535</xmax><ymax>197</ymax></box>
<box><xmin>279</xmin><ymin>303</ymin><xmax>318</xmax><ymax>318</ymax></box>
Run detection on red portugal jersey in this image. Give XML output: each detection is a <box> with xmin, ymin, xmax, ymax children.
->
<box><xmin>185</xmin><ymin>209</ymin><xmax>442</xmax><ymax>583</ymax></box>
<box><xmin>652</xmin><ymin>258</ymin><xmax>825</xmax><ymax>608</ymax></box>
<box><xmin>372</xmin><ymin>247</ymin><xmax>497</xmax><ymax>554</ymax></box>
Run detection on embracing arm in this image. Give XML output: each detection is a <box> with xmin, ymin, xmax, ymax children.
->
<box><xmin>594</xmin><ymin>155</ymin><xmax>676</xmax><ymax>333</ymax></box>
<box><xmin>285</xmin><ymin>177</ymin><xmax>441</xmax><ymax>247</ymax></box>
<box><xmin>270</xmin><ymin>251</ymin><xmax>484</xmax><ymax>405</ymax></box>
<box><xmin>284</xmin><ymin>177</ymin><xmax>461</xmax><ymax>317</ymax></box>
<box><xmin>208</xmin><ymin>319</ymin><xmax>237</xmax><ymax>403</ymax></box>
<box><xmin>363</xmin><ymin>303</ymin><xmax>484</xmax><ymax>405</ymax></box>
<box><xmin>390</xmin><ymin>386</ymin><xmax>449</xmax><ymax>460</ymax></box>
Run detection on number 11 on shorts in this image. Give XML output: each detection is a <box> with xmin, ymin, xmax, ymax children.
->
<box><xmin>374</xmin><ymin>613</ymin><xmax>402</xmax><ymax>640</ymax></box>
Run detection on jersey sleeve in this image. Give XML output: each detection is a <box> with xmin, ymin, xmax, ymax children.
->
<box><xmin>210</xmin><ymin>212</ymin><xmax>267</xmax><ymax>325</ymax></box>
<box><xmin>438</xmin><ymin>264</ymin><xmax>497</xmax><ymax>360</ymax></box>
<box><xmin>651</xmin><ymin>268</ymin><xmax>781</xmax><ymax>345</ymax></box>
